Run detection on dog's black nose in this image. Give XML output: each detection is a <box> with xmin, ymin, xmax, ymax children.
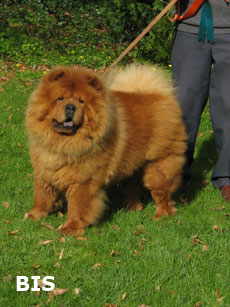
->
<box><xmin>65</xmin><ymin>104</ymin><xmax>76</xmax><ymax>116</ymax></box>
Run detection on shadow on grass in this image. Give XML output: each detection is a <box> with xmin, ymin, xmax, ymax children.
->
<box><xmin>175</xmin><ymin>134</ymin><xmax>217</xmax><ymax>204</ymax></box>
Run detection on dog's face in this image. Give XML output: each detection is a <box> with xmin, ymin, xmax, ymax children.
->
<box><xmin>27</xmin><ymin>66</ymin><xmax>110</xmax><ymax>139</ymax></box>
<box><xmin>51</xmin><ymin>84</ymin><xmax>85</xmax><ymax>136</ymax></box>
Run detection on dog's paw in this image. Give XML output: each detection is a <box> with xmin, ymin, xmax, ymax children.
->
<box><xmin>24</xmin><ymin>209</ymin><xmax>48</xmax><ymax>220</ymax></box>
<box><xmin>153</xmin><ymin>205</ymin><xmax>177</xmax><ymax>220</ymax></box>
<box><xmin>58</xmin><ymin>221</ymin><xmax>87</xmax><ymax>236</ymax></box>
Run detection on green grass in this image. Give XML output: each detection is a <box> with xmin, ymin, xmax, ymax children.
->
<box><xmin>1</xmin><ymin>64</ymin><xmax>230</xmax><ymax>307</ymax></box>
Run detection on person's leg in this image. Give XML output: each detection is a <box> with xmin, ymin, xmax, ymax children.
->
<box><xmin>171</xmin><ymin>31</ymin><xmax>212</xmax><ymax>181</ymax></box>
<box><xmin>209</xmin><ymin>34</ymin><xmax>230</xmax><ymax>195</ymax></box>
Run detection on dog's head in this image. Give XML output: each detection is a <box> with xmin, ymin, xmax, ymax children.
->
<box><xmin>26</xmin><ymin>66</ymin><xmax>113</xmax><ymax>154</ymax></box>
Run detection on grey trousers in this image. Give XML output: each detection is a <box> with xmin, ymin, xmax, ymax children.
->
<box><xmin>171</xmin><ymin>31</ymin><xmax>230</xmax><ymax>188</ymax></box>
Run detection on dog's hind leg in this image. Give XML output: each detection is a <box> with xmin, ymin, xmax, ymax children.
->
<box><xmin>143</xmin><ymin>154</ymin><xmax>184</xmax><ymax>219</ymax></box>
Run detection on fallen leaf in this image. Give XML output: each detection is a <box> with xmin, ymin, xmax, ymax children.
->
<box><xmin>138</xmin><ymin>238</ymin><xmax>147</xmax><ymax>250</ymax></box>
<box><xmin>121</xmin><ymin>292</ymin><xmax>127</xmax><ymax>300</ymax></box>
<box><xmin>23</xmin><ymin>213</ymin><xmax>30</xmax><ymax>220</ymax></box>
<box><xmin>38</xmin><ymin>280</ymin><xmax>45</xmax><ymax>288</ymax></box>
<box><xmin>111</xmin><ymin>250</ymin><xmax>119</xmax><ymax>257</ymax></box>
<box><xmin>112</xmin><ymin>225</ymin><xmax>120</xmax><ymax>231</ymax></box>
<box><xmin>156</xmin><ymin>284</ymin><xmax>161</xmax><ymax>292</ymax></box>
<box><xmin>2</xmin><ymin>201</ymin><xmax>9</xmax><ymax>208</ymax></box>
<box><xmin>74</xmin><ymin>288</ymin><xmax>80</xmax><ymax>296</ymax></box>
<box><xmin>215</xmin><ymin>287</ymin><xmax>225</xmax><ymax>304</ymax></box>
<box><xmin>104</xmin><ymin>304</ymin><xmax>118</xmax><ymax>307</ymax></box>
<box><xmin>194</xmin><ymin>302</ymin><xmax>201</xmax><ymax>307</ymax></box>
<box><xmin>92</xmin><ymin>263</ymin><xmax>103</xmax><ymax>270</ymax></box>
<box><xmin>33</xmin><ymin>264</ymin><xmax>40</xmax><ymax>269</ymax></box>
<box><xmin>3</xmin><ymin>275</ymin><xmax>12</xmax><ymax>282</ymax></box>
<box><xmin>59</xmin><ymin>249</ymin><xmax>64</xmax><ymax>260</ymax></box>
<box><xmin>202</xmin><ymin>245</ymin><xmax>209</xmax><ymax>252</ymax></box>
<box><xmin>39</xmin><ymin>240</ymin><xmax>52</xmax><ymax>245</ymax></box>
<box><xmin>53</xmin><ymin>288</ymin><xmax>68</xmax><ymax>295</ymax></box>
<box><xmin>192</xmin><ymin>234</ymin><xmax>203</xmax><ymax>245</ymax></box>
<box><xmin>4</xmin><ymin>220</ymin><xmax>10</xmax><ymax>224</ymax></box>
<box><xmin>168</xmin><ymin>289</ymin><xmax>175</xmax><ymax>295</ymax></box>
<box><xmin>59</xmin><ymin>237</ymin><xmax>66</xmax><ymax>243</ymax></box>
<box><xmin>8</xmin><ymin>230</ymin><xmax>19</xmax><ymax>235</ymax></box>
<box><xmin>134</xmin><ymin>230</ymin><xmax>146</xmax><ymax>235</ymax></box>
<box><xmin>41</xmin><ymin>222</ymin><xmax>55</xmax><ymax>231</ymax></box>
<box><xmin>53</xmin><ymin>262</ymin><xmax>61</xmax><ymax>268</ymax></box>
<box><xmin>213</xmin><ymin>225</ymin><xmax>222</xmax><ymax>233</ymax></box>
<box><xmin>138</xmin><ymin>305</ymin><xmax>151</xmax><ymax>307</ymax></box>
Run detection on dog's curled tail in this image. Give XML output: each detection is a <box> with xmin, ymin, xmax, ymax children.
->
<box><xmin>107</xmin><ymin>63</ymin><xmax>174</xmax><ymax>96</ymax></box>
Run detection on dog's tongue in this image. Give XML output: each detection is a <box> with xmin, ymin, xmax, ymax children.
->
<box><xmin>64</xmin><ymin>120</ymin><xmax>74</xmax><ymax>128</ymax></box>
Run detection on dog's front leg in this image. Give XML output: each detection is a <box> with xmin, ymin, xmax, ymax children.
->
<box><xmin>27</xmin><ymin>178</ymin><xmax>58</xmax><ymax>220</ymax></box>
<box><xmin>60</xmin><ymin>183</ymin><xmax>106</xmax><ymax>236</ymax></box>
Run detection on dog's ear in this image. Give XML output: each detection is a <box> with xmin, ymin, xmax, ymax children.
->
<box><xmin>46</xmin><ymin>68</ymin><xmax>65</xmax><ymax>82</ymax></box>
<box><xmin>87</xmin><ymin>75</ymin><xmax>104</xmax><ymax>92</ymax></box>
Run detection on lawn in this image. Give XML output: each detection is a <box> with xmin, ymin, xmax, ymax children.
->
<box><xmin>1</xmin><ymin>62</ymin><xmax>230</xmax><ymax>307</ymax></box>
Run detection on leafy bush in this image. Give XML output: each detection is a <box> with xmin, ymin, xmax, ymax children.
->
<box><xmin>0</xmin><ymin>0</ymin><xmax>174</xmax><ymax>67</ymax></box>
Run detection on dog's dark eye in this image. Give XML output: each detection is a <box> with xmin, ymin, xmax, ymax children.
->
<box><xmin>79</xmin><ymin>98</ymin><xmax>84</xmax><ymax>104</ymax></box>
<box><xmin>57</xmin><ymin>97</ymin><xmax>64</xmax><ymax>102</ymax></box>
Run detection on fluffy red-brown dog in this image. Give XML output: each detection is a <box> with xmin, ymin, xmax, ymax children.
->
<box><xmin>26</xmin><ymin>64</ymin><xmax>187</xmax><ymax>235</ymax></box>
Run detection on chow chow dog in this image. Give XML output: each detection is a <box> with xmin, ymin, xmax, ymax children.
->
<box><xmin>26</xmin><ymin>64</ymin><xmax>187</xmax><ymax>235</ymax></box>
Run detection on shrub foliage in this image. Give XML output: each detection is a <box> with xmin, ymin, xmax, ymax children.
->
<box><xmin>0</xmin><ymin>0</ymin><xmax>174</xmax><ymax>67</ymax></box>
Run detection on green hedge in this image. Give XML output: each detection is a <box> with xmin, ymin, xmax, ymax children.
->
<box><xmin>0</xmin><ymin>0</ymin><xmax>174</xmax><ymax>67</ymax></box>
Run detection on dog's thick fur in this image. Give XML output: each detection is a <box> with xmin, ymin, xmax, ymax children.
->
<box><xmin>26</xmin><ymin>64</ymin><xmax>187</xmax><ymax>235</ymax></box>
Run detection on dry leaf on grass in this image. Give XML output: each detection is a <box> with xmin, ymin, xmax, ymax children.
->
<box><xmin>156</xmin><ymin>284</ymin><xmax>161</xmax><ymax>292</ymax></box>
<box><xmin>92</xmin><ymin>263</ymin><xmax>103</xmax><ymax>270</ymax></box>
<box><xmin>168</xmin><ymin>289</ymin><xmax>175</xmax><ymax>295</ymax></box>
<box><xmin>2</xmin><ymin>201</ymin><xmax>9</xmax><ymax>208</ymax></box>
<box><xmin>8</xmin><ymin>230</ymin><xmax>19</xmax><ymax>236</ymax></box>
<box><xmin>110</xmin><ymin>250</ymin><xmax>120</xmax><ymax>257</ymax></box>
<box><xmin>58</xmin><ymin>237</ymin><xmax>66</xmax><ymax>243</ymax></box>
<box><xmin>39</xmin><ymin>240</ymin><xmax>52</xmax><ymax>245</ymax></box>
<box><xmin>202</xmin><ymin>245</ymin><xmax>209</xmax><ymax>252</ymax></box>
<box><xmin>23</xmin><ymin>213</ymin><xmax>30</xmax><ymax>220</ymax></box>
<box><xmin>41</xmin><ymin>222</ymin><xmax>55</xmax><ymax>231</ymax></box>
<box><xmin>134</xmin><ymin>230</ymin><xmax>146</xmax><ymax>235</ymax></box>
<box><xmin>74</xmin><ymin>288</ymin><xmax>80</xmax><ymax>296</ymax></box>
<box><xmin>213</xmin><ymin>225</ymin><xmax>222</xmax><ymax>233</ymax></box>
<box><xmin>46</xmin><ymin>288</ymin><xmax>68</xmax><ymax>304</ymax></box>
<box><xmin>138</xmin><ymin>238</ymin><xmax>147</xmax><ymax>250</ymax></box>
<box><xmin>112</xmin><ymin>225</ymin><xmax>120</xmax><ymax>231</ymax></box>
<box><xmin>59</xmin><ymin>249</ymin><xmax>64</xmax><ymax>260</ymax></box>
<box><xmin>3</xmin><ymin>275</ymin><xmax>12</xmax><ymax>282</ymax></box>
<box><xmin>192</xmin><ymin>234</ymin><xmax>203</xmax><ymax>245</ymax></box>
<box><xmin>121</xmin><ymin>292</ymin><xmax>127</xmax><ymax>300</ymax></box>
<box><xmin>138</xmin><ymin>305</ymin><xmax>151</xmax><ymax>307</ymax></box>
<box><xmin>215</xmin><ymin>287</ymin><xmax>225</xmax><ymax>304</ymax></box>
<box><xmin>104</xmin><ymin>303</ymin><xmax>118</xmax><ymax>307</ymax></box>
<box><xmin>194</xmin><ymin>302</ymin><xmax>201</xmax><ymax>307</ymax></box>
